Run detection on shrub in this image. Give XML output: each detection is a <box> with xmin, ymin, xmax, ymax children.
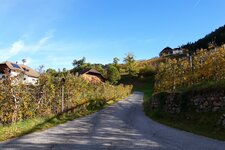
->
<box><xmin>107</xmin><ymin>65</ymin><xmax>121</xmax><ymax>84</ymax></box>
<box><xmin>139</xmin><ymin>66</ymin><xmax>156</xmax><ymax>77</ymax></box>
<box><xmin>0</xmin><ymin>72</ymin><xmax>132</xmax><ymax>125</ymax></box>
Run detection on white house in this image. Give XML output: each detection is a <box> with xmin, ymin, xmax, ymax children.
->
<box><xmin>19</xmin><ymin>64</ymin><xmax>40</xmax><ymax>85</ymax></box>
<box><xmin>0</xmin><ymin>61</ymin><xmax>40</xmax><ymax>85</ymax></box>
<box><xmin>172</xmin><ymin>48</ymin><xmax>184</xmax><ymax>55</ymax></box>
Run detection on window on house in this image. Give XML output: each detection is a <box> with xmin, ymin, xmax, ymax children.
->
<box><xmin>23</xmin><ymin>67</ymin><xmax>29</xmax><ymax>72</ymax></box>
<box><xmin>11</xmin><ymin>63</ymin><xmax>21</xmax><ymax>69</ymax></box>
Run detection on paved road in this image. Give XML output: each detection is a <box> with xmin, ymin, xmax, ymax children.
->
<box><xmin>1</xmin><ymin>92</ymin><xmax>225</xmax><ymax>150</ymax></box>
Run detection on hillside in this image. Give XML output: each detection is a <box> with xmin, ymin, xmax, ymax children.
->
<box><xmin>182</xmin><ymin>25</ymin><xmax>225</xmax><ymax>53</ymax></box>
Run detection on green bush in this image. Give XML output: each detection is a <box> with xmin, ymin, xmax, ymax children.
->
<box><xmin>107</xmin><ymin>65</ymin><xmax>121</xmax><ymax>84</ymax></box>
<box><xmin>139</xmin><ymin>66</ymin><xmax>156</xmax><ymax>77</ymax></box>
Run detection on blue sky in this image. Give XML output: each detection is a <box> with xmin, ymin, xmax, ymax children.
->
<box><xmin>0</xmin><ymin>0</ymin><xmax>224</xmax><ymax>70</ymax></box>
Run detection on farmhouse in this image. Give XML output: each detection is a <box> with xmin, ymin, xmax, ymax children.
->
<box><xmin>0</xmin><ymin>61</ymin><xmax>39</xmax><ymax>85</ymax></box>
<box><xmin>160</xmin><ymin>47</ymin><xmax>189</xmax><ymax>57</ymax></box>
<box><xmin>172</xmin><ymin>48</ymin><xmax>184</xmax><ymax>55</ymax></box>
<box><xmin>80</xmin><ymin>68</ymin><xmax>105</xmax><ymax>83</ymax></box>
<box><xmin>159</xmin><ymin>47</ymin><xmax>173</xmax><ymax>57</ymax></box>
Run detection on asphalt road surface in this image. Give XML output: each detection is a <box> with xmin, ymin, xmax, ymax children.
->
<box><xmin>1</xmin><ymin>92</ymin><xmax>225</xmax><ymax>150</ymax></box>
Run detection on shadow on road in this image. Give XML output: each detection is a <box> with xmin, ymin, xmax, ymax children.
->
<box><xmin>0</xmin><ymin>92</ymin><xmax>174</xmax><ymax>149</ymax></box>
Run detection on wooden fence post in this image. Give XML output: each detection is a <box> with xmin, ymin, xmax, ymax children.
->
<box><xmin>62</xmin><ymin>85</ymin><xmax>64</xmax><ymax>112</ymax></box>
<box><xmin>61</xmin><ymin>78</ymin><xmax>66</xmax><ymax>112</ymax></box>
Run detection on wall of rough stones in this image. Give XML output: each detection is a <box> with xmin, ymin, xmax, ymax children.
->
<box><xmin>150</xmin><ymin>92</ymin><xmax>181</xmax><ymax>113</ymax></box>
<box><xmin>189</xmin><ymin>91</ymin><xmax>225</xmax><ymax>112</ymax></box>
<box><xmin>150</xmin><ymin>90</ymin><xmax>225</xmax><ymax>113</ymax></box>
<box><xmin>149</xmin><ymin>89</ymin><xmax>225</xmax><ymax>127</ymax></box>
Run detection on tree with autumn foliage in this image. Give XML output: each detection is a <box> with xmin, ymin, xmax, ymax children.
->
<box><xmin>154</xmin><ymin>46</ymin><xmax>225</xmax><ymax>93</ymax></box>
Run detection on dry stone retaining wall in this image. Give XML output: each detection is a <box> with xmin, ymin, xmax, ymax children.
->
<box><xmin>150</xmin><ymin>90</ymin><xmax>225</xmax><ymax>113</ymax></box>
<box><xmin>190</xmin><ymin>91</ymin><xmax>225</xmax><ymax>112</ymax></box>
<box><xmin>149</xmin><ymin>89</ymin><xmax>225</xmax><ymax>128</ymax></box>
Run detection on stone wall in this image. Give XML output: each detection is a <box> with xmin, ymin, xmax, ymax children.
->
<box><xmin>218</xmin><ymin>114</ymin><xmax>225</xmax><ymax>128</ymax></box>
<box><xmin>189</xmin><ymin>91</ymin><xmax>225</xmax><ymax>112</ymax></box>
<box><xmin>150</xmin><ymin>90</ymin><xmax>225</xmax><ymax>113</ymax></box>
<box><xmin>149</xmin><ymin>89</ymin><xmax>225</xmax><ymax>128</ymax></box>
<box><xmin>150</xmin><ymin>92</ymin><xmax>181</xmax><ymax>113</ymax></box>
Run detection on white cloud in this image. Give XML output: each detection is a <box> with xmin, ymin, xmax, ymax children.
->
<box><xmin>38</xmin><ymin>31</ymin><xmax>54</xmax><ymax>46</ymax></box>
<box><xmin>193</xmin><ymin>0</ymin><xmax>201</xmax><ymax>8</ymax></box>
<box><xmin>28</xmin><ymin>56</ymin><xmax>74</xmax><ymax>70</ymax></box>
<box><xmin>0</xmin><ymin>40</ymin><xmax>24</xmax><ymax>60</ymax></box>
<box><xmin>0</xmin><ymin>30</ymin><xmax>54</xmax><ymax>60</ymax></box>
<box><xmin>39</xmin><ymin>36</ymin><xmax>51</xmax><ymax>45</ymax></box>
<box><xmin>10</xmin><ymin>40</ymin><xmax>24</xmax><ymax>54</ymax></box>
<box><xmin>25</xmin><ymin>30</ymin><xmax>54</xmax><ymax>52</ymax></box>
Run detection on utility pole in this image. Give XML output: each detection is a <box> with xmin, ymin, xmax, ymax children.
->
<box><xmin>189</xmin><ymin>55</ymin><xmax>193</xmax><ymax>85</ymax></box>
<box><xmin>190</xmin><ymin>55</ymin><xmax>193</xmax><ymax>70</ymax></box>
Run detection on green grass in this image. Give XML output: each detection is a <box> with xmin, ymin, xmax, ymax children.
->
<box><xmin>177</xmin><ymin>79</ymin><xmax>225</xmax><ymax>93</ymax></box>
<box><xmin>120</xmin><ymin>75</ymin><xmax>154</xmax><ymax>102</ymax></box>
<box><xmin>132</xmin><ymin>76</ymin><xmax>154</xmax><ymax>102</ymax></box>
<box><xmin>124</xmin><ymin>75</ymin><xmax>225</xmax><ymax>141</ymax></box>
<box><xmin>0</xmin><ymin>99</ymin><xmax>118</xmax><ymax>142</ymax></box>
<box><xmin>145</xmin><ymin>110</ymin><xmax>225</xmax><ymax>141</ymax></box>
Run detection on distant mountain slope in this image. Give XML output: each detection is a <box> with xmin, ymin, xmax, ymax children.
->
<box><xmin>182</xmin><ymin>25</ymin><xmax>225</xmax><ymax>53</ymax></box>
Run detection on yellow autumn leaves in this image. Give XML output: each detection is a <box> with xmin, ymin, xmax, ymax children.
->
<box><xmin>0</xmin><ymin>73</ymin><xmax>132</xmax><ymax>125</ymax></box>
<box><xmin>154</xmin><ymin>46</ymin><xmax>225</xmax><ymax>93</ymax></box>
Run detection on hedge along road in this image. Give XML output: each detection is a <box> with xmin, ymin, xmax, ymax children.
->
<box><xmin>1</xmin><ymin>92</ymin><xmax>225</xmax><ymax>150</ymax></box>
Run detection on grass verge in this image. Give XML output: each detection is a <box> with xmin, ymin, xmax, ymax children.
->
<box><xmin>145</xmin><ymin>109</ymin><xmax>225</xmax><ymax>141</ymax></box>
<box><xmin>120</xmin><ymin>75</ymin><xmax>154</xmax><ymax>102</ymax></box>
<box><xmin>130</xmin><ymin>76</ymin><xmax>225</xmax><ymax>141</ymax></box>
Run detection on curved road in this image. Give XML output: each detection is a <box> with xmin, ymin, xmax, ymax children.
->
<box><xmin>1</xmin><ymin>92</ymin><xmax>225</xmax><ymax>149</ymax></box>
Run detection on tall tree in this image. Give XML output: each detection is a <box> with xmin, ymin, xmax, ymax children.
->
<box><xmin>72</xmin><ymin>57</ymin><xmax>91</xmax><ymax>73</ymax></box>
<box><xmin>22</xmin><ymin>59</ymin><xmax>26</xmax><ymax>64</ymax></box>
<box><xmin>107</xmin><ymin>65</ymin><xmax>121</xmax><ymax>84</ymax></box>
<box><xmin>123</xmin><ymin>53</ymin><xmax>138</xmax><ymax>76</ymax></box>
<box><xmin>37</xmin><ymin>65</ymin><xmax>44</xmax><ymax>74</ymax></box>
<box><xmin>182</xmin><ymin>25</ymin><xmax>225</xmax><ymax>53</ymax></box>
<box><xmin>113</xmin><ymin>57</ymin><xmax>119</xmax><ymax>66</ymax></box>
<box><xmin>72</xmin><ymin>57</ymin><xmax>86</xmax><ymax>68</ymax></box>
<box><xmin>46</xmin><ymin>68</ymin><xmax>57</xmax><ymax>76</ymax></box>
<box><xmin>113</xmin><ymin>57</ymin><xmax>120</xmax><ymax>72</ymax></box>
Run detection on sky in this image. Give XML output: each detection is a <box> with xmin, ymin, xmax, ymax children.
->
<box><xmin>0</xmin><ymin>0</ymin><xmax>225</xmax><ymax>70</ymax></box>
